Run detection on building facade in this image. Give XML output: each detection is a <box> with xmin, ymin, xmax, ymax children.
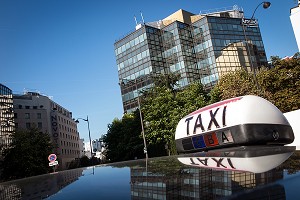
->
<box><xmin>0</xmin><ymin>168</ymin><xmax>83</xmax><ymax>199</ymax></box>
<box><xmin>13</xmin><ymin>92</ymin><xmax>81</xmax><ymax>170</ymax></box>
<box><xmin>79</xmin><ymin>138</ymin><xmax>85</xmax><ymax>157</ymax></box>
<box><xmin>83</xmin><ymin>139</ymin><xmax>105</xmax><ymax>158</ymax></box>
<box><xmin>114</xmin><ymin>6</ymin><xmax>267</xmax><ymax>113</ymax></box>
<box><xmin>290</xmin><ymin>0</ymin><xmax>300</xmax><ymax>51</ymax></box>
<box><xmin>0</xmin><ymin>84</ymin><xmax>14</xmax><ymax>150</ymax></box>
<box><xmin>130</xmin><ymin>165</ymin><xmax>283</xmax><ymax>199</ymax></box>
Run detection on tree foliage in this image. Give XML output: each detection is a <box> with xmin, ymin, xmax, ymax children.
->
<box><xmin>1</xmin><ymin>128</ymin><xmax>53</xmax><ymax>181</ymax></box>
<box><xmin>67</xmin><ymin>155</ymin><xmax>99</xmax><ymax>169</ymax></box>
<box><xmin>217</xmin><ymin>69</ymin><xmax>258</xmax><ymax>99</ymax></box>
<box><xmin>215</xmin><ymin>55</ymin><xmax>300</xmax><ymax>112</ymax></box>
<box><xmin>104</xmin><ymin>56</ymin><xmax>300</xmax><ymax>161</ymax></box>
<box><xmin>142</xmin><ymin>81</ymin><xmax>209</xmax><ymax>155</ymax></box>
<box><xmin>258</xmin><ymin>56</ymin><xmax>300</xmax><ymax>112</ymax></box>
<box><xmin>103</xmin><ymin>111</ymin><xmax>144</xmax><ymax>162</ymax></box>
<box><xmin>142</xmin><ymin>86</ymin><xmax>179</xmax><ymax>155</ymax></box>
<box><xmin>103</xmin><ymin>74</ymin><xmax>210</xmax><ymax>160</ymax></box>
<box><xmin>151</xmin><ymin>73</ymin><xmax>181</xmax><ymax>91</ymax></box>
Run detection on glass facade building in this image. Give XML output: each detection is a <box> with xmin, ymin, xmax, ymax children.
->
<box><xmin>0</xmin><ymin>84</ymin><xmax>14</xmax><ymax>150</ymax></box>
<box><xmin>114</xmin><ymin>6</ymin><xmax>267</xmax><ymax>113</ymax></box>
<box><xmin>130</xmin><ymin>165</ymin><xmax>283</xmax><ymax>199</ymax></box>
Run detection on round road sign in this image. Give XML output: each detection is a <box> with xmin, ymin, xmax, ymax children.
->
<box><xmin>48</xmin><ymin>154</ymin><xmax>57</xmax><ymax>162</ymax></box>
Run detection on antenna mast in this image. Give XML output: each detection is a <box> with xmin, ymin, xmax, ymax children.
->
<box><xmin>140</xmin><ymin>11</ymin><xmax>145</xmax><ymax>24</ymax></box>
<box><xmin>134</xmin><ymin>15</ymin><xmax>138</xmax><ymax>25</ymax></box>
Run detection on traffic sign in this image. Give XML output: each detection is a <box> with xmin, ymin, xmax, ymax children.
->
<box><xmin>48</xmin><ymin>154</ymin><xmax>57</xmax><ymax>162</ymax></box>
<box><xmin>49</xmin><ymin>161</ymin><xmax>58</xmax><ymax>166</ymax></box>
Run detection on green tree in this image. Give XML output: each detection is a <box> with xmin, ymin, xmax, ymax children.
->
<box><xmin>142</xmin><ymin>85</ymin><xmax>179</xmax><ymax>155</ymax></box>
<box><xmin>103</xmin><ymin>111</ymin><xmax>144</xmax><ymax>162</ymax></box>
<box><xmin>151</xmin><ymin>73</ymin><xmax>180</xmax><ymax>91</ymax></box>
<box><xmin>177</xmin><ymin>82</ymin><xmax>209</xmax><ymax>114</ymax></box>
<box><xmin>258</xmin><ymin>56</ymin><xmax>300</xmax><ymax>112</ymax></box>
<box><xmin>1</xmin><ymin>128</ymin><xmax>53</xmax><ymax>181</ymax></box>
<box><xmin>142</xmin><ymin>81</ymin><xmax>209</xmax><ymax>156</ymax></box>
<box><xmin>80</xmin><ymin>155</ymin><xmax>91</xmax><ymax>167</ymax></box>
<box><xmin>215</xmin><ymin>55</ymin><xmax>300</xmax><ymax>112</ymax></box>
<box><xmin>208</xmin><ymin>84</ymin><xmax>222</xmax><ymax>104</ymax></box>
<box><xmin>216</xmin><ymin>69</ymin><xmax>258</xmax><ymax>100</ymax></box>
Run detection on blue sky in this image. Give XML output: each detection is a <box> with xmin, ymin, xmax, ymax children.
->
<box><xmin>0</xmin><ymin>0</ymin><xmax>298</xmax><ymax>142</ymax></box>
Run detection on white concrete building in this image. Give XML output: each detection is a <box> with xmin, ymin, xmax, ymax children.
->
<box><xmin>13</xmin><ymin>92</ymin><xmax>81</xmax><ymax>170</ymax></box>
<box><xmin>290</xmin><ymin>0</ymin><xmax>300</xmax><ymax>51</ymax></box>
<box><xmin>79</xmin><ymin>138</ymin><xmax>85</xmax><ymax>157</ymax></box>
<box><xmin>83</xmin><ymin>138</ymin><xmax>105</xmax><ymax>159</ymax></box>
<box><xmin>92</xmin><ymin>139</ymin><xmax>102</xmax><ymax>152</ymax></box>
<box><xmin>84</xmin><ymin>141</ymin><xmax>92</xmax><ymax>158</ymax></box>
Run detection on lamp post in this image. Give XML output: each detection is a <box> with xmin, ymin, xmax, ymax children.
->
<box><xmin>242</xmin><ymin>2</ymin><xmax>271</xmax><ymax>91</ymax></box>
<box><xmin>120</xmin><ymin>77</ymin><xmax>148</xmax><ymax>159</ymax></box>
<box><xmin>75</xmin><ymin>116</ymin><xmax>93</xmax><ymax>159</ymax></box>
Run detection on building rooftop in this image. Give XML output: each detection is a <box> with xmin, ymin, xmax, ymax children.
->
<box><xmin>144</xmin><ymin>5</ymin><xmax>244</xmax><ymax>30</ymax></box>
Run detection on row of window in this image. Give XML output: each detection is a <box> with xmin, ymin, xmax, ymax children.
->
<box><xmin>60</xmin><ymin>140</ymin><xmax>79</xmax><ymax>148</ymax></box>
<box><xmin>14</xmin><ymin>113</ymin><xmax>42</xmax><ymax>119</ymax></box>
<box><xmin>51</xmin><ymin>102</ymin><xmax>72</xmax><ymax>119</ymax></box>
<box><xmin>118</xmin><ymin>49</ymin><xmax>150</xmax><ymax>70</ymax></box>
<box><xmin>115</xmin><ymin>33</ymin><xmax>147</xmax><ymax>56</ymax></box>
<box><xmin>15</xmin><ymin>122</ymin><xmax>42</xmax><ymax>129</ymax></box>
<box><xmin>61</xmin><ymin>148</ymin><xmax>80</xmax><ymax>155</ymax></box>
<box><xmin>59</xmin><ymin>131</ymin><xmax>79</xmax><ymax>141</ymax></box>
<box><xmin>15</xmin><ymin>123</ymin><xmax>79</xmax><ymax>141</ymax></box>
<box><xmin>16</xmin><ymin>105</ymin><xmax>43</xmax><ymax>109</ymax></box>
<box><xmin>58</xmin><ymin>123</ymin><xmax>77</xmax><ymax>134</ymax></box>
<box><xmin>57</xmin><ymin>115</ymin><xmax>77</xmax><ymax>128</ymax></box>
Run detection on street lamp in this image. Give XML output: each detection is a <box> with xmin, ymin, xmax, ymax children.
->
<box><xmin>75</xmin><ymin>116</ymin><xmax>92</xmax><ymax>159</ymax></box>
<box><xmin>250</xmin><ymin>2</ymin><xmax>271</xmax><ymax>20</ymax></box>
<box><xmin>120</xmin><ymin>77</ymin><xmax>148</xmax><ymax>159</ymax></box>
<box><xmin>242</xmin><ymin>1</ymin><xmax>271</xmax><ymax>91</ymax></box>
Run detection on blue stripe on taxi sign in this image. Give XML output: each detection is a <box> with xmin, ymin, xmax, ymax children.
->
<box><xmin>192</xmin><ymin>135</ymin><xmax>206</xmax><ymax>149</ymax></box>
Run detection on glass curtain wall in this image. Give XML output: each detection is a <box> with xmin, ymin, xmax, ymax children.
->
<box><xmin>0</xmin><ymin>84</ymin><xmax>14</xmax><ymax>149</ymax></box>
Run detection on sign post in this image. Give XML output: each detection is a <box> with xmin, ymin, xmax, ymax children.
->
<box><xmin>48</xmin><ymin>154</ymin><xmax>58</xmax><ymax>172</ymax></box>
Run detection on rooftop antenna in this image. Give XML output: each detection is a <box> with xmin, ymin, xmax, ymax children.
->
<box><xmin>140</xmin><ymin>11</ymin><xmax>145</xmax><ymax>24</ymax></box>
<box><xmin>134</xmin><ymin>15</ymin><xmax>138</xmax><ymax>25</ymax></box>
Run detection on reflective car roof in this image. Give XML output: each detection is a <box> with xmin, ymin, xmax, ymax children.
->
<box><xmin>0</xmin><ymin>146</ymin><xmax>300</xmax><ymax>200</ymax></box>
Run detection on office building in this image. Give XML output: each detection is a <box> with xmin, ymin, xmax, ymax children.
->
<box><xmin>130</xmin><ymin>164</ymin><xmax>283</xmax><ymax>199</ymax></box>
<box><xmin>79</xmin><ymin>138</ymin><xmax>85</xmax><ymax>157</ymax></box>
<box><xmin>290</xmin><ymin>0</ymin><xmax>300</xmax><ymax>51</ymax></box>
<box><xmin>0</xmin><ymin>168</ymin><xmax>83</xmax><ymax>199</ymax></box>
<box><xmin>92</xmin><ymin>138</ymin><xmax>106</xmax><ymax>160</ymax></box>
<box><xmin>0</xmin><ymin>84</ymin><xmax>14</xmax><ymax>150</ymax></box>
<box><xmin>83</xmin><ymin>141</ymin><xmax>92</xmax><ymax>158</ymax></box>
<box><xmin>13</xmin><ymin>92</ymin><xmax>81</xmax><ymax>170</ymax></box>
<box><xmin>114</xmin><ymin>6</ymin><xmax>268</xmax><ymax>113</ymax></box>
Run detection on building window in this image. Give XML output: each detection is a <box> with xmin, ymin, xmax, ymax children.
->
<box><xmin>38</xmin><ymin>122</ymin><xmax>42</xmax><ymax>129</ymax></box>
<box><xmin>25</xmin><ymin>106</ymin><xmax>30</xmax><ymax>109</ymax></box>
<box><xmin>14</xmin><ymin>113</ymin><xmax>18</xmax><ymax>118</ymax></box>
<box><xmin>37</xmin><ymin>113</ymin><xmax>42</xmax><ymax>119</ymax></box>
<box><xmin>26</xmin><ymin>123</ymin><xmax>31</xmax><ymax>129</ymax></box>
<box><xmin>18</xmin><ymin>105</ymin><xmax>22</xmax><ymax>109</ymax></box>
<box><xmin>25</xmin><ymin>113</ymin><xmax>30</xmax><ymax>119</ymax></box>
<box><xmin>33</xmin><ymin>106</ymin><xmax>37</xmax><ymax>109</ymax></box>
<box><xmin>15</xmin><ymin>123</ymin><xmax>18</xmax><ymax>128</ymax></box>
